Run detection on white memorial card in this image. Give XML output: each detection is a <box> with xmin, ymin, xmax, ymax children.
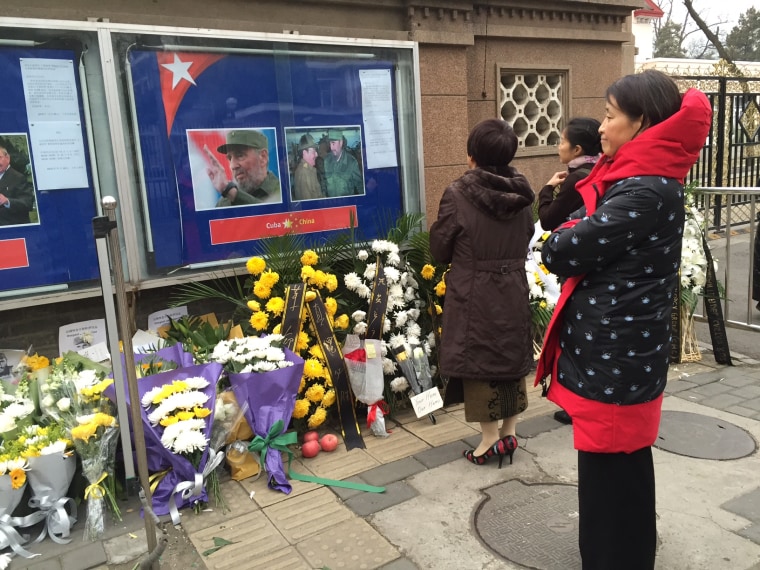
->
<box><xmin>58</xmin><ymin>318</ymin><xmax>107</xmax><ymax>355</ymax></box>
<box><xmin>410</xmin><ymin>387</ymin><xmax>444</xmax><ymax>418</ymax></box>
<box><xmin>148</xmin><ymin>306</ymin><xmax>188</xmax><ymax>332</ymax></box>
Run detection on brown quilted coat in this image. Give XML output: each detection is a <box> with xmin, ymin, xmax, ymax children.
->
<box><xmin>430</xmin><ymin>167</ymin><xmax>535</xmax><ymax>381</ymax></box>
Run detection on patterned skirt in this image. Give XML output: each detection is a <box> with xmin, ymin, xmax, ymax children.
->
<box><xmin>462</xmin><ymin>377</ymin><xmax>528</xmax><ymax>423</ymax></box>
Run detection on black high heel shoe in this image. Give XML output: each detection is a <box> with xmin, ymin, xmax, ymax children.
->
<box><xmin>463</xmin><ymin>435</ymin><xmax>518</xmax><ymax>469</ymax></box>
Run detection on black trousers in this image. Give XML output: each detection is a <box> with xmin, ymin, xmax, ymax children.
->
<box><xmin>578</xmin><ymin>447</ymin><xmax>656</xmax><ymax>570</ymax></box>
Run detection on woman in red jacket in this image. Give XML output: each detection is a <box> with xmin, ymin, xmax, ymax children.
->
<box><xmin>430</xmin><ymin>119</ymin><xmax>535</xmax><ymax>468</ymax></box>
<box><xmin>536</xmin><ymin>70</ymin><xmax>711</xmax><ymax>569</ymax></box>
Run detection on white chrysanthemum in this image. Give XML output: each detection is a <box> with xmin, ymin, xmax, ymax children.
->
<box><xmin>172</xmin><ymin>429</ymin><xmax>208</xmax><ymax>455</ymax></box>
<box><xmin>427</xmin><ymin>332</ymin><xmax>436</xmax><ymax>348</ymax></box>
<box><xmin>394</xmin><ymin>312</ymin><xmax>409</xmax><ymax>328</ymax></box>
<box><xmin>403</xmin><ymin>287</ymin><xmax>416</xmax><ymax>302</ymax></box>
<box><xmin>357</xmin><ymin>249</ymin><xmax>369</xmax><ymax>261</ymax></box>
<box><xmin>390</xmin><ymin>377</ymin><xmax>409</xmax><ymax>393</ymax></box>
<box><xmin>215</xmin><ymin>398</ymin><xmax>236</xmax><ymax>421</ymax></box>
<box><xmin>382</xmin><ymin>357</ymin><xmax>396</xmax><ymax>375</ymax></box>
<box><xmin>363</xmin><ymin>262</ymin><xmax>377</xmax><ymax>281</ymax></box>
<box><xmin>351</xmin><ymin>310</ymin><xmax>366</xmax><ymax>323</ymax></box>
<box><xmin>253</xmin><ymin>361</ymin><xmax>279</xmax><ymax>372</ymax></box>
<box><xmin>183</xmin><ymin>377</ymin><xmax>210</xmax><ymax>390</ymax></box>
<box><xmin>148</xmin><ymin>391</ymin><xmax>210</xmax><ymax>425</ymax></box>
<box><xmin>386</xmin><ymin>251</ymin><xmax>401</xmax><ymax>267</ymax></box>
<box><xmin>264</xmin><ymin>346</ymin><xmax>286</xmax><ymax>362</ymax></box>
<box><xmin>383</xmin><ymin>266</ymin><xmax>400</xmax><ymax>284</ymax></box>
<box><xmin>408</xmin><ymin>308</ymin><xmax>421</xmax><ymax>321</ymax></box>
<box><xmin>388</xmin><ymin>333</ymin><xmax>406</xmax><ymax>349</ymax></box>
<box><xmin>74</xmin><ymin>369</ymin><xmax>99</xmax><ymax>391</ymax></box>
<box><xmin>406</xmin><ymin>321</ymin><xmax>422</xmax><ymax>339</ymax></box>
<box><xmin>353</xmin><ymin>322</ymin><xmax>368</xmax><ymax>335</ymax></box>
<box><xmin>344</xmin><ymin>272</ymin><xmax>363</xmax><ymax>291</ymax></box>
<box><xmin>160</xmin><ymin>418</ymin><xmax>206</xmax><ymax>447</ymax></box>
<box><xmin>356</xmin><ymin>284</ymin><xmax>372</xmax><ymax>299</ymax></box>
<box><xmin>40</xmin><ymin>440</ymin><xmax>69</xmax><ymax>455</ymax></box>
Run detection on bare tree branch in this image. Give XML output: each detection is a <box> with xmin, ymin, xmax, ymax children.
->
<box><xmin>682</xmin><ymin>0</ymin><xmax>734</xmax><ymax>62</ymax></box>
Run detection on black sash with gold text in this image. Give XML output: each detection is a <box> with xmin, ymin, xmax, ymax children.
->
<box><xmin>365</xmin><ymin>256</ymin><xmax>389</xmax><ymax>340</ymax></box>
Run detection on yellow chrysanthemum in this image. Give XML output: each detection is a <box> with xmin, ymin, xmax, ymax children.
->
<box><xmin>301</xmin><ymin>265</ymin><xmax>316</xmax><ymax>282</ymax></box>
<box><xmin>324</xmin><ymin>297</ymin><xmax>338</xmax><ymax>317</ymax></box>
<box><xmin>540</xmin><ymin>300</ymin><xmax>548</xmax><ymax>309</ymax></box>
<box><xmin>334</xmin><ymin>314</ymin><xmax>349</xmax><ymax>330</ymax></box>
<box><xmin>71</xmin><ymin>422</ymin><xmax>98</xmax><ymax>442</ymax></box>
<box><xmin>300</xmin><ymin>250</ymin><xmax>319</xmax><ymax>266</ymax></box>
<box><xmin>307</xmin><ymin>407</ymin><xmax>327</xmax><ymax>429</ymax></box>
<box><xmin>246</xmin><ymin>256</ymin><xmax>266</xmax><ymax>275</ymax></box>
<box><xmin>308</xmin><ymin>344</ymin><xmax>325</xmax><ymax>361</ymax></box>
<box><xmin>247</xmin><ymin>300</ymin><xmax>261</xmax><ymax>312</ymax></box>
<box><xmin>296</xmin><ymin>331</ymin><xmax>310</xmax><ymax>352</ymax></box>
<box><xmin>322</xmin><ymin>389</ymin><xmax>336</xmax><ymax>408</ymax></box>
<box><xmin>250</xmin><ymin>311</ymin><xmax>269</xmax><ymax>331</ymax></box>
<box><xmin>434</xmin><ymin>280</ymin><xmax>446</xmax><ymax>297</ymax></box>
<box><xmin>324</xmin><ymin>368</ymin><xmax>333</xmax><ymax>387</ymax></box>
<box><xmin>421</xmin><ymin>264</ymin><xmax>436</xmax><ymax>280</ymax></box>
<box><xmin>435</xmin><ymin>304</ymin><xmax>443</xmax><ymax>315</ymax></box>
<box><xmin>303</xmin><ymin>359</ymin><xmax>325</xmax><ymax>380</ymax></box>
<box><xmin>305</xmin><ymin>384</ymin><xmax>325</xmax><ymax>403</ymax></box>
<box><xmin>253</xmin><ymin>281</ymin><xmax>272</xmax><ymax>300</ymax></box>
<box><xmin>94</xmin><ymin>413</ymin><xmax>116</xmax><ymax>427</ymax></box>
<box><xmin>10</xmin><ymin>468</ymin><xmax>26</xmax><ymax>490</ymax></box>
<box><xmin>194</xmin><ymin>406</ymin><xmax>211</xmax><ymax>419</ymax></box>
<box><xmin>273</xmin><ymin>323</ymin><xmax>282</xmax><ymax>334</ymax></box>
<box><xmin>21</xmin><ymin>447</ymin><xmax>40</xmax><ymax>459</ymax></box>
<box><xmin>266</xmin><ymin>297</ymin><xmax>286</xmax><ymax>317</ymax></box>
<box><xmin>312</xmin><ymin>270</ymin><xmax>328</xmax><ymax>288</ymax></box>
<box><xmin>176</xmin><ymin>410</ymin><xmax>195</xmax><ymax>421</ymax></box>
<box><xmin>298</xmin><ymin>377</ymin><xmax>306</xmax><ymax>393</ymax></box>
<box><xmin>260</xmin><ymin>270</ymin><xmax>280</xmax><ymax>289</ymax></box>
<box><xmin>325</xmin><ymin>273</ymin><xmax>338</xmax><ymax>292</ymax></box>
<box><xmin>160</xmin><ymin>415</ymin><xmax>179</xmax><ymax>427</ymax></box>
<box><xmin>292</xmin><ymin>398</ymin><xmax>311</xmax><ymax>419</ymax></box>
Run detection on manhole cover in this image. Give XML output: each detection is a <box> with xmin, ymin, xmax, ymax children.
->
<box><xmin>655</xmin><ymin>411</ymin><xmax>757</xmax><ymax>460</ymax></box>
<box><xmin>474</xmin><ymin>480</ymin><xmax>580</xmax><ymax>570</ymax></box>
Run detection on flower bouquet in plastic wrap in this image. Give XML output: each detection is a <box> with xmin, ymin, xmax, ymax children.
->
<box><xmin>0</xmin><ymin>434</ymin><xmax>39</xmax><ymax>563</ymax></box>
<box><xmin>137</xmin><ymin>363</ymin><xmax>223</xmax><ymax>524</ymax></box>
<box><xmin>0</xmin><ymin>390</ymin><xmax>35</xmax><ymax>444</ymax></box>
<box><xmin>22</xmin><ymin>422</ymin><xmax>79</xmax><ymax>545</ymax></box>
<box><xmin>211</xmin><ymin>335</ymin><xmax>304</xmax><ymax>494</ymax></box>
<box><xmin>343</xmin><ymin>335</ymin><xmax>390</xmax><ymax>437</ymax></box>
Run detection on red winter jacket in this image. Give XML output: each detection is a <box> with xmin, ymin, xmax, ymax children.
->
<box><xmin>535</xmin><ymin>89</ymin><xmax>712</xmax><ymax>453</ymax></box>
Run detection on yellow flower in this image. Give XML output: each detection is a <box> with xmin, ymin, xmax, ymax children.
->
<box><xmin>434</xmin><ymin>280</ymin><xmax>446</xmax><ymax>297</ymax></box>
<box><xmin>324</xmin><ymin>369</ymin><xmax>333</xmax><ymax>387</ymax></box>
<box><xmin>253</xmin><ymin>281</ymin><xmax>272</xmax><ymax>300</ymax></box>
<box><xmin>300</xmin><ymin>250</ymin><xmax>319</xmax><ymax>266</ymax></box>
<box><xmin>160</xmin><ymin>414</ymin><xmax>179</xmax><ymax>427</ymax></box>
<box><xmin>296</xmin><ymin>331</ymin><xmax>310</xmax><ymax>352</ymax></box>
<box><xmin>325</xmin><ymin>274</ymin><xmax>338</xmax><ymax>292</ymax></box>
<box><xmin>299</xmin><ymin>377</ymin><xmax>306</xmax><ymax>393</ymax></box>
<box><xmin>435</xmin><ymin>304</ymin><xmax>443</xmax><ymax>315</ymax></box>
<box><xmin>194</xmin><ymin>407</ymin><xmax>211</xmax><ymax>419</ymax></box>
<box><xmin>305</xmin><ymin>384</ymin><xmax>325</xmax><ymax>403</ymax></box>
<box><xmin>10</xmin><ymin>468</ymin><xmax>26</xmax><ymax>490</ymax></box>
<box><xmin>71</xmin><ymin>423</ymin><xmax>98</xmax><ymax>442</ymax></box>
<box><xmin>250</xmin><ymin>311</ymin><xmax>269</xmax><ymax>331</ymax></box>
<box><xmin>307</xmin><ymin>407</ymin><xmax>327</xmax><ymax>429</ymax></box>
<box><xmin>246</xmin><ymin>256</ymin><xmax>266</xmax><ymax>275</ymax></box>
<box><xmin>292</xmin><ymin>398</ymin><xmax>311</xmax><ymax>419</ymax></box>
<box><xmin>266</xmin><ymin>297</ymin><xmax>286</xmax><ymax>317</ymax></box>
<box><xmin>260</xmin><ymin>270</ymin><xmax>280</xmax><ymax>289</ymax></box>
<box><xmin>303</xmin><ymin>358</ymin><xmax>324</xmax><ymax>379</ymax></box>
<box><xmin>94</xmin><ymin>413</ymin><xmax>117</xmax><ymax>427</ymax></box>
<box><xmin>273</xmin><ymin>323</ymin><xmax>282</xmax><ymax>334</ymax></box>
<box><xmin>334</xmin><ymin>314</ymin><xmax>349</xmax><ymax>330</ymax></box>
<box><xmin>247</xmin><ymin>300</ymin><xmax>261</xmax><ymax>312</ymax></box>
<box><xmin>421</xmin><ymin>264</ymin><xmax>436</xmax><ymax>280</ymax></box>
<box><xmin>176</xmin><ymin>410</ymin><xmax>195</xmax><ymax>421</ymax></box>
<box><xmin>322</xmin><ymin>389</ymin><xmax>336</xmax><ymax>408</ymax></box>
<box><xmin>93</xmin><ymin>379</ymin><xmax>114</xmax><ymax>394</ymax></box>
<box><xmin>313</xmin><ymin>270</ymin><xmax>328</xmax><ymax>288</ymax></box>
<box><xmin>540</xmin><ymin>300</ymin><xmax>548</xmax><ymax>309</ymax></box>
<box><xmin>301</xmin><ymin>265</ymin><xmax>316</xmax><ymax>283</ymax></box>
<box><xmin>308</xmin><ymin>345</ymin><xmax>325</xmax><ymax>361</ymax></box>
<box><xmin>324</xmin><ymin>297</ymin><xmax>338</xmax><ymax>317</ymax></box>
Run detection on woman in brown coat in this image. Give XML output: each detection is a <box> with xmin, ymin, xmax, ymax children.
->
<box><xmin>430</xmin><ymin>119</ymin><xmax>535</xmax><ymax>467</ymax></box>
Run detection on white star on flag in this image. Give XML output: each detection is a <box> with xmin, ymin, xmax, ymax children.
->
<box><xmin>161</xmin><ymin>54</ymin><xmax>196</xmax><ymax>89</ymax></box>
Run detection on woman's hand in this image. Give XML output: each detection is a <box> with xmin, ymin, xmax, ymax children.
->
<box><xmin>546</xmin><ymin>171</ymin><xmax>568</xmax><ymax>187</ymax></box>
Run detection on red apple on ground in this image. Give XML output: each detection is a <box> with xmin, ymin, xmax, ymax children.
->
<box><xmin>320</xmin><ymin>433</ymin><xmax>339</xmax><ymax>452</ymax></box>
<box><xmin>301</xmin><ymin>439</ymin><xmax>321</xmax><ymax>458</ymax></box>
<box><xmin>303</xmin><ymin>431</ymin><xmax>319</xmax><ymax>443</ymax></box>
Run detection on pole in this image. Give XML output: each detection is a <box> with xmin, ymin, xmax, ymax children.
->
<box><xmin>93</xmin><ymin>219</ymin><xmax>136</xmax><ymax>488</ymax></box>
<box><xmin>95</xmin><ymin>196</ymin><xmax>159</xmax><ymax>566</ymax></box>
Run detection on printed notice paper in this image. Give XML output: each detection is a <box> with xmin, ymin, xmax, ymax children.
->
<box><xmin>359</xmin><ymin>69</ymin><xmax>398</xmax><ymax>169</ymax></box>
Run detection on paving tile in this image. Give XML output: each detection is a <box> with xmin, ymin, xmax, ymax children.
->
<box><xmin>517</xmin><ymin>413</ymin><xmax>563</xmax><ymax>438</ymax></box>
<box><xmin>379</xmin><ymin>557</ymin><xmax>420</xmax><ymax>570</ymax></box>
<box><xmin>722</xmin><ymin>487</ymin><xmax>760</xmax><ymax>522</ymax></box>
<box><xmin>699</xmin><ymin>393</ymin><xmax>747</xmax><ymax>410</ymax></box>
<box><xmin>684</xmin><ymin>370</ymin><xmax>730</xmax><ymax>385</ymax></box>
<box><xmin>413</xmin><ymin>440</ymin><xmax>467</xmax><ymax>469</ymax></box>
<box><xmin>344</xmin><ymin>481</ymin><xmax>418</xmax><ymax>516</ymax></box>
<box><xmin>387</xmin><ymin>407</ymin><xmax>423</xmax><ymax>425</ymax></box>
<box><xmin>725</xmin><ymin>405</ymin><xmax>760</xmax><ymax>418</ymax></box>
<box><xmin>236</xmin><ymin>546</ymin><xmax>312</xmax><ymax>569</ymax></box>
<box><xmin>403</xmin><ymin>411</ymin><xmax>479</xmax><ymax>447</ymax></box>
<box><xmin>363</xmin><ymin>427</ymin><xmax>431</xmax><ymax>464</ymax></box>
<box><xmin>730</xmin><ymin>385</ymin><xmax>760</xmax><ymax>399</ymax></box>
<box><xmin>301</xmin><ymin>443</ymin><xmax>381</xmax><ymax>481</ymax></box>
<box><xmin>738</xmin><ymin>524</ymin><xmax>760</xmax><ymax>546</ymax></box>
<box><xmin>741</xmin><ymin>397</ymin><xmax>760</xmax><ymax>412</ymax></box>
<box><xmin>296</xmin><ymin>517</ymin><xmax>400</xmax><ymax>569</ymax></box>
<box><xmin>689</xmin><ymin>382</ymin><xmax>735</xmax><ymax>397</ymax></box>
<box><xmin>18</xmin><ymin>558</ymin><xmax>63</xmax><ymax>570</ymax></box>
<box><xmin>59</xmin><ymin>541</ymin><xmax>108</xmax><ymax>570</ymax></box>
<box><xmin>664</xmin><ymin>380</ymin><xmax>697</xmax><ymax>393</ymax></box>
<box><xmin>679</xmin><ymin>391</ymin><xmax>707</xmax><ymax>402</ymax></box>
<box><xmin>720</xmin><ymin>374</ymin><xmax>760</xmax><ymax>387</ymax></box>
<box><xmin>328</xmin><ymin>475</ymin><xmax>370</xmax><ymax>501</ymax></box>
<box><xmin>238</xmin><ymin>457</ymin><xmax>321</xmax><ymax>508</ymax></box>
<box><xmin>102</xmin><ymin>527</ymin><xmax>151</xmax><ymax>564</ymax></box>
<box><xmin>188</xmin><ymin>510</ymin><xmax>288</xmax><ymax>569</ymax></box>
<box><xmin>180</xmin><ymin>478</ymin><xmax>258</xmax><ymax>533</ymax></box>
<box><xmin>359</xmin><ymin>457</ymin><xmax>427</xmax><ymax>487</ymax></box>
<box><xmin>264</xmin><ymin>487</ymin><xmax>354</xmax><ymax>543</ymax></box>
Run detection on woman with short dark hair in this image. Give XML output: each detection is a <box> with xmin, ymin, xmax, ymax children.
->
<box><xmin>536</xmin><ymin>69</ymin><xmax>712</xmax><ymax>568</ymax></box>
<box><xmin>431</xmin><ymin>119</ymin><xmax>535</xmax><ymax>468</ymax></box>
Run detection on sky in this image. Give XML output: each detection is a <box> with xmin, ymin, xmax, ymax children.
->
<box><xmin>666</xmin><ymin>0</ymin><xmax>755</xmax><ymax>30</ymax></box>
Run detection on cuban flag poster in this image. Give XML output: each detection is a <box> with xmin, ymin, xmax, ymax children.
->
<box><xmin>127</xmin><ymin>47</ymin><xmax>404</xmax><ymax>272</ymax></box>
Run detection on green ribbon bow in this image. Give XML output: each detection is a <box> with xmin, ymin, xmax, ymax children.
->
<box><xmin>247</xmin><ymin>420</ymin><xmax>297</xmax><ymax>468</ymax></box>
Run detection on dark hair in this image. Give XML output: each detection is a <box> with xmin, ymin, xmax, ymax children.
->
<box><xmin>564</xmin><ymin>117</ymin><xmax>601</xmax><ymax>156</ymax></box>
<box><xmin>467</xmin><ymin>119</ymin><xmax>518</xmax><ymax>175</ymax></box>
<box><xmin>606</xmin><ymin>69</ymin><xmax>681</xmax><ymax>129</ymax></box>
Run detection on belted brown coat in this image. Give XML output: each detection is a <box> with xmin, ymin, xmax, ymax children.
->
<box><xmin>430</xmin><ymin>167</ymin><xmax>535</xmax><ymax>382</ymax></box>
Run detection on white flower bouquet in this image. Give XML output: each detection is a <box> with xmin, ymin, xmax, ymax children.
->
<box><xmin>0</xmin><ymin>392</ymin><xmax>35</xmax><ymax>443</ymax></box>
<box><xmin>526</xmin><ymin>223</ymin><xmax>561</xmax><ymax>355</ymax></box>
<box><xmin>681</xmin><ymin>199</ymin><xmax>717</xmax><ymax>316</ymax></box>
